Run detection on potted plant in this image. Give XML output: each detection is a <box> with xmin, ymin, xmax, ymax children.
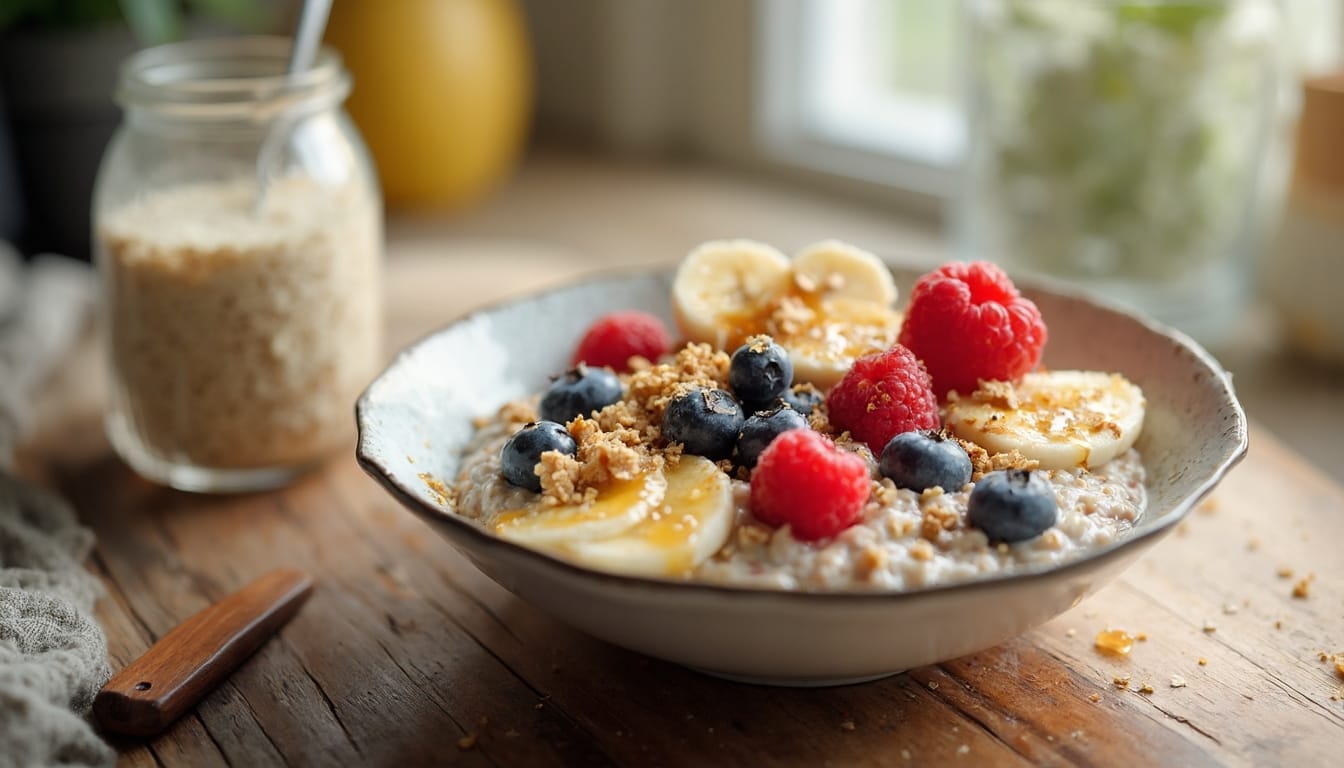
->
<box><xmin>0</xmin><ymin>0</ymin><xmax>278</xmax><ymax>259</ymax></box>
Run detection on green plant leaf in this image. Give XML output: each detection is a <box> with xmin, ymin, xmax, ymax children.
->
<box><xmin>118</xmin><ymin>0</ymin><xmax>182</xmax><ymax>45</ymax></box>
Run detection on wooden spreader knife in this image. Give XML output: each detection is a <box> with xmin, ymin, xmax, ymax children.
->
<box><xmin>93</xmin><ymin>568</ymin><xmax>314</xmax><ymax>737</ymax></box>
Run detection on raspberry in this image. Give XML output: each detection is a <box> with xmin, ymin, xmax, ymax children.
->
<box><xmin>749</xmin><ymin>429</ymin><xmax>871</xmax><ymax>541</ymax></box>
<box><xmin>897</xmin><ymin>261</ymin><xmax>1047</xmax><ymax>399</ymax></box>
<box><xmin>824</xmin><ymin>344</ymin><xmax>940</xmax><ymax>453</ymax></box>
<box><xmin>572</xmin><ymin>311</ymin><xmax>671</xmax><ymax>371</ymax></box>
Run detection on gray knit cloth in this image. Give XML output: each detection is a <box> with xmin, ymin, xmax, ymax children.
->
<box><xmin>0</xmin><ymin>245</ymin><xmax>113</xmax><ymax>768</ymax></box>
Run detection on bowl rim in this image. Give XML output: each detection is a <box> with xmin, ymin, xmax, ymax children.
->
<box><xmin>355</xmin><ymin>263</ymin><xmax>1248</xmax><ymax>604</ymax></box>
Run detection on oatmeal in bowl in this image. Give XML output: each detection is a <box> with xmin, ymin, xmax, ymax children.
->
<box><xmin>449</xmin><ymin>242</ymin><xmax>1148</xmax><ymax>592</ymax></box>
<box><xmin>355</xmin><ymin>240</ymin><xmax>1245</xmax><ymax>683</ymax></box>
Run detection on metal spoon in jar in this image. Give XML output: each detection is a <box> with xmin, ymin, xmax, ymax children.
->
<box><xmin>253</xmin><ymin>0</ymin><xmax>334</xmax><ymax>214</ymax></box>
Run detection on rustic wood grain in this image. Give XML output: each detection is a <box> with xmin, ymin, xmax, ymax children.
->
<box><xmin>17</xmin><ymin>411</ymin><xmax>1339</xmax><ymax>768</ymax></box>
<box><xmin>13</xmin><ymin>157</ymin><xmax>1344</xmax><ymax>766</ymax></box>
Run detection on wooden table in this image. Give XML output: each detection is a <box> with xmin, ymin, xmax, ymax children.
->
<box><xmin>16</xmin><ymin>248</ymin><xmax>1344</xmax><ymax>768</ymax></box>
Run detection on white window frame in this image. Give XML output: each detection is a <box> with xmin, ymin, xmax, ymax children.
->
<box><xmin>756</xmin><ymin>0</ymin><xmax>1344</xmax><ymax>204</ymax></box>
<box><xmin>756</xmin><ymin>0</ymin><xmax>965</xmax><ymax>200</ymax></box>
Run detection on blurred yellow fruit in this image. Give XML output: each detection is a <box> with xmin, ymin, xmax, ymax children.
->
<box><xmin>325</xmin><ymin>0</ymin><xmax>533</xmax><ymax>209</ymax></box>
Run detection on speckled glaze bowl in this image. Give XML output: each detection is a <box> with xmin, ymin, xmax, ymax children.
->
<box><xmin>356</xmin><ymin>265</ymin><xmax>1246</xmax><ymax>686</ymax></box>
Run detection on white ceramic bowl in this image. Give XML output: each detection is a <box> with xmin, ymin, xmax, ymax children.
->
<box><xmin>355</xmin><ymin>266</ymin><xmax>1246</xmax><ymax>685</ymax></box>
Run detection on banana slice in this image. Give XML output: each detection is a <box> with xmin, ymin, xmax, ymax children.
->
<box><xmin>563</xmin><ymin>456</ymin><xmax>734</xmax><ymax>578</ymax></box>
<box><xmin>792</xmin><ymin>240</ymin><xmax>898</xmax><ymax>306</ymax></box>
<box><xmin>672</xmin><ymin>239</ymin><xmax>792</xmax><ymax>350</ymax></box>
<box><xmin>777</xmin><ymin>298</ymin><xmax>903</xmax><ymax>390</ymax></box>
<box><xmin>945</xmin><ymin>371</ymin><xmax>1146</xmax><ymax>470</ymax></box>
<box><xmin>489</xmin><ymin>471</ymin><xmax>667</xmax><ymax>546</ymax></box>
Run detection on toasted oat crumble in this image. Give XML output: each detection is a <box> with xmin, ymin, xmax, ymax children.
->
<box><xmin>957</xmin><ymin>438</ymin><xmax>1039</xmax><ymax>481</ymax></box>
<box><xmin>525</xmin><ymin>344</ymin><xmax>732</xmax><ymax>506</ymax></box>
<box><xmin>1112</xmin><ymin>675</ymin><xmax>1130</xmax><ymax>689</ymax></box>
<box><xmin>418</xmin><ymin>473</ymin><xmax>453</xmax><ymax>506</ymax></box>
<box><xmin>1138</xmin><ymin>682</ymin><xmax>1154</xmax><ymax>694</ymax></box>
<box><xmin>855</xmin><ymin>547</ymin><xmax>888</xmax><ymax>581</ymax></box>
<box><xmin>909</xmin><ymin>540</ymin><xmax>934</xmax><ymax>561</ymax></box>
<box><xmin>919</xmin><ymin>499</ymin><xmax>962</xmax><ymax>542</ymax></box>
<box><xmin>1292</xmin><ymin>574</ymin><xmax>1314</xmax><ymax>599</ymax></box>
<box><xmin>1088</xmin><ymin>693</ymin><xmax>1101</xmax><ymax>703</ymax></box>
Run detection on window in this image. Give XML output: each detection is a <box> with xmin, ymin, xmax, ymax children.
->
<box><xmin>760</xmin><ymin>0</ymin><xmax>1343</xmax><ymax>200</ymax></box>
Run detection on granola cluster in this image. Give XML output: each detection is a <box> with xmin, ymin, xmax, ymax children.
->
<box><xmin>497</xmin><ymin>343</ymin><xmax>729</xmax><ymax>507</ymax></box>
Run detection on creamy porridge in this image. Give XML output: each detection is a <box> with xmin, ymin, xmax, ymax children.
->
<box><xmin>452</xmin><ymin>402</ymin><xmax>1145</xmax><ymax>592</ymax></box>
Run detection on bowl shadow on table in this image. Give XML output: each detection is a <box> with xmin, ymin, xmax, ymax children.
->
<box><xmin>482</xmin><ymin>584</ymin><xmax>1199</xmax><ymax>763</ymax></box>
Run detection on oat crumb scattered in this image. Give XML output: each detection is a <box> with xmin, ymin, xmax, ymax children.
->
<box><xmin>1202</xmin><ymin>621</ymin><xmax>1217</xmax><ymax>634</ymax></box>
<box><xmin>1136</xmin><ymin>633</ymin><xmax>1148</xmax><ymax>642</ymax></box>
<box><xmin>1277</xmin><ymin>567</ymin><xmax>1294</xmax><ymax>579</ymax></box>
<box><xmin>928</xmin><ymin>680</ymin><xmax>940</xmax><ymax>690</ymax></box>
<box><xmin>457</xmin><ymin>734</ymin><xmax>477</xmax><ymax>750</ymax></box>
<box><xmin>1275</xmin><ymin>620</ymin><xmax>1283</xmax><ymax>630</ymax></box>
<box><xmin>418</xmin><ymin>472</ymin><xmax>453</xmax><ymax>506</ymax></box>
<box><xmin>1197</xmin><ymin>497</ymin><xmax>1218</xmax><ymax>515</ymax></box>
<box><xmin>1198</xmin><ymin>658</ymin><xmax>1208</xmax><ymax>666</ymax></box>
<box><xmin>1170</xmin><ymin>675</ymin><xmax>1187</xmax><ymax>688</ymax></box>
<box><xmin>1066</xmin><ymin>628</ymin><xmax>1077</xmax><ymax>638</ymax></box>
<box><xmin>957</xmin><ymin>745</ymin><xmax>970</xmax><ymax>756</ymax></box>
<box><xmin>1089</xmin><ymin>693</ymin><xmax>1101</xmax><ymax>703</ymax></box>
<box><xmin>1292</xmin><ymin>573</ymin><xmax>1314</xmax><ymax>599</ymax></box>
<box><xmin>840</xmin><ymin>720</ymin><xmax>856</xmax><ymax>732</ymax></box>
<box><xmin>1112</xmin><ymin>674</ymin><xmax>1131</xmax><ymax>689</ymax></box>
<box><xmin>1222</xmin><ymin>603</ymin><xmax>1239</xmax><ymax>615</ymax></box>
<box><xmin>910</xmin><ymin>539</ymin><xmax>935</xmax><ymax>562</ymax></box>
<box><xmin>1139</xmin><ymin>682</ymin><xmax>1154</xmax><ymax>695</ymax></box>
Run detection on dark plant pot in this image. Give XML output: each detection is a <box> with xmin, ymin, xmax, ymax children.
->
<box><xmin>0</xmin><ymin>23</ymin><xmax>138</xmax><ymax>260</ymax></box>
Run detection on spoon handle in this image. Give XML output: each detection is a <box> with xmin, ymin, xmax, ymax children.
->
<box><xmin>288</xmin><ymin>0</ymin><xmax>335</xmax><ymax>76</ymax></box>
<box><xmin>93</xmin><ymin>569</ymin><xmax>314</xmax><ymax>737</ymax></box>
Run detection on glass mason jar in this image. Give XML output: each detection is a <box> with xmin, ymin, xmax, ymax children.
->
<box><xmin>959</xmin><ymin>0</ymin><xmax>1286</xmax><ymax>345</ymax></box>
<box><xmin>94</xmin><ymin>37</ymin><xmax>383</xmax><ymax>492</ymax></box>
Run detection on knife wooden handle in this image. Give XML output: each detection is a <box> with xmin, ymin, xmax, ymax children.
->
<box><xmin>94</xmin><ymin>568</ymin><xmax>314</xmax><ymax>737</ymax></box>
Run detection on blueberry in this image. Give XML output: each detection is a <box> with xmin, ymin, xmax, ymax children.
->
<box><xmin>539</xmin><ymin>364</ymin><xmax>623</xmax><ymax>424</ymax></box>
<box><xmin>781</xmin><ymin>384</ymin><xmax>823</xmax><ymax>416</ymax></box>
<box><xmin>966</xmin><ymin>469</ymin><xmax>1059</xmax><ymax>543</ymax></box>
<box><xmin>879</xmin><ymin>430</ymin><xmax>972</xmax><ymax>493</ymax></box>
<box><xmin>729</xmin><ymin>338</ymin><xmax>793</xmax><ymax>406</ymax></box>
<box><xmin>662</xmin><ymin>388</ymin><xmax>745</xmax><ymax>461</ymax></box>
<box><xmin>500</xmin><ymin>421</ymin><xmax>577</xmax><ymax>492</ymax></box>
<box><xmin>735</xmin><ymin>403</ymin><xmax>809</xmax><ymax>468</ymax></box>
